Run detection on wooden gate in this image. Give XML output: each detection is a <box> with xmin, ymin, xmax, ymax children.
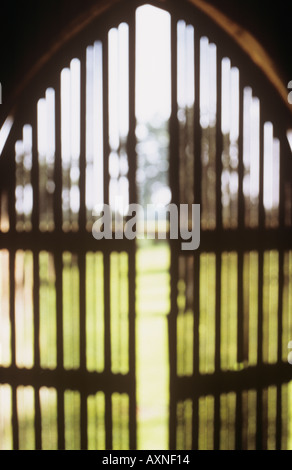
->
<box><xmin>0</xmin><ymin>0</ymin><xmax>291</xmax><ymax>450</ymax></box>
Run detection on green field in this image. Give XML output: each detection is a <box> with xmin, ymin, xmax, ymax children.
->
<box><xmin>0</xmin><ymin>244</ymin><xmax>292</xmax><ymax>449</ymax></box>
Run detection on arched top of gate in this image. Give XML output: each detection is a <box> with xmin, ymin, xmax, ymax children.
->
<box><xmin>1</xmin><ymin>0</ymin><xmax>292</xmax><ymax>137</ymax></box>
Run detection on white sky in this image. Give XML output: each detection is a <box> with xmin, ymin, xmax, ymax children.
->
<box><xmin>135</xmin><ymin>5</ymin><xmax>171</xmax><ymax>123</ymax></box>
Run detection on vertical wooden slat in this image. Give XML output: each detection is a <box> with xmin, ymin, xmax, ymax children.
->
<box><xmin>7</xmin><ymin>116</ymin><xmax>19</xmax><ymax>448</ymax></box>
<box><xmin>235</xmin><ymin>391</ymin><xmax>242</xmax><ymax>450</ymax></box>
<box><xmin>169</xmin><ymin>13</ymin><xmax>179</xmax><ymax>217</ymax></box>
<box><xmin>105</xmin><ymin>392</ymin><xmax>113</xmax><ymax>451</ymax></box>
<box><xmin>256</xmin><ymin>254</ymin><xmax>264</xmax><ymax>450</ymax></box>
<box><xmin>9</xmin><ymin>251</ymin><xmax>16</xmax><ymax>368</ymax></box>
<box><xmin>277</xmin><ymin>131</ymin><xmax>287</xmax><ymax>450</ymax></box>
<box><xmin>12</xmin><ymin>385</ymin><xmax>19</xmax><ymax>450</ymax></box>
<box><xmin>213</xmin><ymin>393</ymin><xmax>220</xmax><ymax>450</ymax></box>
<box><xmin>10</xmin><ymin>249</ymin><xmax>18</xmax><ymax>450</ymax></box>
<box><xmin>30</xmin><ymin>99</ymin><xmax>42</xmax><ymax>449</ymax></box>
<box><xmin>237</xmin><ymin>78</ymin><xmax>245</xmax><ymax>230</ymax></box>
<box><xmin>276</xmin><ymin>249</ymin><xmax>284</xmax><ymax>450</ymax></box>
<box><xmin>103</xmin><ymin>34</ymin><xmax>110</xmax><ymax>208</ymax></box>
<box><xmin>78</xmin><ymin>47</ymin><xmax>88</xmax><ymax>450</ymax></box>
<box><xmin>276</xmin><ymin>383</ymin><xmax>282</xmax><ymax>450</ymax></box>
<box><xmin>168</xmin><ymin>11</ymin><xmax>180</xmax><ymax>451</ymax></box>
<box><xmin>257</xmin><ymin>117</ymin><xmax>265</xmax><ymax>366</ymax></box>
<box><xmin>191</xmin><ymin>23</ymin><xmax>202</xmax><ymax>452</ymax></box>
<box><xmin>214</xmin><ymin>252</ymin><xmax>221</xmax><ymax>450</ymax></box>
<box><xmin>193</xmin><ymin>29</ymin><xmax>202</xmax><ymax>208</ymax></box>
<box><xmin>103</xmin><ymin>27</ymin><xmax>111</xmax><ymax>368</ymax></box>
<box><xmin>256</xmin><ymin>250</ymin><xmax>264</xmax><ymax>444</ymax></box>
<box><xmin>102</xmin><ymin>26</ymin><xmax>111</xmax><ymax>451</ymax></box>
<box><xmin>276</xmin><ymin>132</ymin><xmax>290</xmax><ymax>418</ymax></box>
<box><xmin>192</xmin><ymin>31</ymin><xmax>199</xmax><ymax>383</ymax></box>
<box><xmin>236</xmin><ymin>91</ymin><xmax>244</xmax><ymax>448</ymax></box>
<box><xmin>53</xmin><ymin>71</ymin><xmax>62</xmax><ymax>231</ymax></box>
<box><xmin>237</xmin><ymin>79</ymin><xmax>245</xmax><ymax>363</ymax></box>
<box><xmin>104</xmin><ymin>252</ymin><xmax>112</xmax><ymax>449</ymax></box>
<box><xmin>257</xmin><ymin>251</ymin><xmax>264</xmax><ymax>368</ymax></box>
<box><xmin>215</xmin><ymin>50</ymin><xmax>222</xmax><ymax>231</ymax></box>
<box><xmin>258</xmin><ymin>114</ymin><xmax>265</xmax><ymax>230</ymax></box>
<box><xmin>169</xmin><ymin>247</ymin><xmax>179</xmax><ymax>450</ymax></box>
<box><xmin>34</xmin><ymin>388</ymin><xmax>41</xmax><ymax>450</ymax></box>
<box><xmin>128</xmin><ymin>249</ymin><xmax>136</xmax><ymax>450</ymax></box>
<box><xmin>54</xmin><ymin>81</ymin><xmax>64</xmax><ymax>373</ymax></box>
<box><xmin>33</xmin><ymin>252</ymin><xmax>42</xmax><ymax>450</ymax></box>
<box><xmin>255</xmin><ymin>111</ymin><xmax>265</xmax><ymax>449</ymax></box>
<box><xmin>31</xmin><ymin>102</ymin><xmax>40</xmax><ymax>232</ymax></box>
<box><xmin>79</xmin><ymin>252</ymin><xmax>87</xmax><ymax>449</ymax></box>
<box><xmin>127</xmin><ymin>12</ymin><xmax>137</xmax><ymax>209</ymax></box>
<box><xmin>192</xmin><ymin>252</ymin><xmax>200</xmax><ymax>450</ymax></box>
<box><xmin>6</xmin><ymin>120</ymin><xmax>19</xmax><ymax>464</ymax></box>
<box><xmin>277</xmin><ymin>250</ymin><xmax>284</xmax><ymax>365</ymax></box>
<box><xmin>214</xmin><ymin>44</ymin><xmax>223</xmax><ymax>452</ymax></box>
<box><xmin>55</xmin><ymin>250</ymin><xmax>65</xmax><ymax>450</ymax></box>
<box><xmin>52</xmin><ymin>64</ymin><xmax>66</xmax><ymax>450</ymax></box>
<box><xmin>79</xmin><ymin>50</ymin><xmax>87</xmax><ymax>232</ymax></box>
<box><xmin>7</xmin><ymin>117</ymin><xmax>17</xmax><ymax>233</ymax></box>
<box><xmin>128</xmin><ymin>8</ymin><xmax>137</xmax><ymax>450</ymax></box>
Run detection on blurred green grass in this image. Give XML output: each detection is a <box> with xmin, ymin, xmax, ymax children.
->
<box><xmin>136</xmin><ymin>241</ymin><xmax>170</xmax><ymax>450</ymax></box>
<box><xmin>2</xmin><ymin>245</ymin><xmax>292</xmax><ymax>450</ymax></box>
